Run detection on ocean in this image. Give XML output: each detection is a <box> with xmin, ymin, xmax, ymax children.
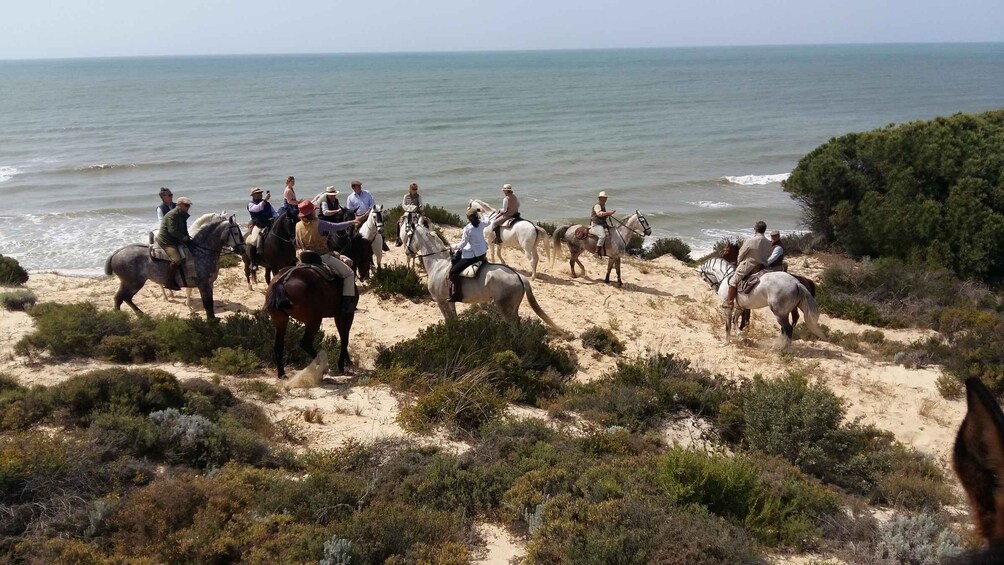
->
<box><xmin>2</xmin><ymin>44</ymin><xmax>1004</xmax><ymax>275</ymax></box>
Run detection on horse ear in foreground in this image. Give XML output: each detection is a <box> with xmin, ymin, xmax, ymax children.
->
<box><xmin>264</xmin><ymin>265</ymin><xmax>354</xmax><ymax>379</ymax></box>
<box><xmin>950</xmin><ymin>378</ymin><xmax>1004</xmax><ymax>564</ymax></box>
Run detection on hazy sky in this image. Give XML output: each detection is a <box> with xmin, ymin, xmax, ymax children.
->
<box><xmin>2</xmin><ymin>0</ymin><xmax>1002</xmax><ymax>59</ymax></box>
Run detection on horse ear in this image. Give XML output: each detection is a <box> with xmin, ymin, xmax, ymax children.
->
<box><xmin>955</xmin><ymin>377</ymin><xmax>1004</xmax><ymax>546</ymax></box>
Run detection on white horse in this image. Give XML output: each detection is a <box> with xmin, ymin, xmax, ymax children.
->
<box><xmin>403</xmin><ymin>222</ymin><xmax>558</xmax><ymax>328</ymax></box>
<box><xmin>358</xmin><ymin>204</ymin><xmax>385</xmax><ymax>272</ymax></box>
<box><xmin>551</xmin><ymin>211</ymin><xmax>651</xmax><ymax>286</ymax></box>
<box><xmin>468</xmin><ymin>199</ymin><xmax>550</xmax><ymax>280</ymax></box>
<box><xmin>715</xmin><ymin>271</ymin><xmax>824</xmax><ymax>345</ymax></box>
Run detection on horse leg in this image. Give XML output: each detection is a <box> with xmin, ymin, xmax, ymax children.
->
<box><xmin>336</xmin><ymin>311</ymin><xmax>354</xmax><ymax>372</ymax></box>
<box><xmin>615</xmin><ymin>258</ymin><xmax>623</xmax><ymax>287</ymax></box>
<box><xmin>569</xmin><ymin>257</ymin><xmax>577</xmax><ymax>277</ymax></box>
<box><xmin>527</xmin><ymin>245</ymin><xmax>538</xmax><ymax>281</ymax></box>
<box><xmin>790</xmin><ymin>308</ymin><xmax>800</xmax><ymax>334</ymax></box>
<box><xmin>265</xmin><ymin>268</ymin><xmax>273</xmax><ymax>285</ymax></box>
<box><xmin>605</xmin><ymin>258</ymin><xmax>613</xmax><ymax>284</ymax></box>
<box><xmin>271</xmin><ymin>311</ymin><xmax>289</xmax><ymax>379</ymax></box>
<box><xmin>777</xmin><ymin>314</ymin><xmax>794</xmax><ymax>348</ymax></box>
<box><xmin>115</xmin><ymin>282</ymin><xmax>144</xmax><ymax>315</ymax></box>
<box><xmin>723</xmin><ymin>306</ymin><xmax>733</xmax><ymax>344</ymax></box>
<box><xmin>199</xmin><ymin>285</ymin><xmax>215</xmax><ymax>319</ymax></box>
<box><xmin>300</xmin><ymin>317</ymin><xmax>320</xmax><ymax>360</ymax></box>
<box><xmin>436</xmin><ymin>300</ymin><xmax>457</xmax><ymax>321</ymax></box>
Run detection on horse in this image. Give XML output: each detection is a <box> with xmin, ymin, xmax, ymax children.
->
<box><xmin>358</xmin><ymin>205</ymin><xmax>386</xmax><ymax>272</ymax></box>
<box><xmin>243</xmin><ymin>210</ymin><xmax>373</xmax><ymax>287</ymax></box>
<box><xmin>106</xmin><ymin>213</ymin><xmax>245</xmax><ymax>320</ymax></box>
<box><xmin>468</xmin><ymin>199</ymin><xmax>551</xmax><ymax>280</ymax></box>
<box><xmin>551</xmin><ymin>211</ymin><xmax>652</xmax><ymax>286</ymax></box>
<box><xmin>403</xmin><ymin>222</ymin><xmax>558</xmax><ymax>328</ymax></box>
<box><xmin>951</xmin><ymin>377</ymin><xmax>1004</xmax><ymax>564</ymax></box>
<box><xmin>398</xmin><ymin>208</ymin><xmax>429</xmax><ymax>271</ymax></box>
<box><xmin>264</xmin><ymin>263</ymin><xmax>355</xmax><ymax>379</ymax></box>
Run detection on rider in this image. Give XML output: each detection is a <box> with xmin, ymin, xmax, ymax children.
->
<box><xmin>281</xmin><ymin>176</ymin><xmax>300</xmax><ymax>223</ymax></box>
<box><xmin>294</xmin><ymin>200</ymin><xmax>361</xmax><ymax>313</ymax></box>
<box><xmin>449</xmin><ymin>208</ymin><xmax>488</xmax><ymax>302</ymax></box>
<box><xmin>320</xmin><ymin>186</ymin><xmax>342</xmax><ymax>221</ymax></box>
<box><xmin>346</xmin><ymin>180</ymin><xmax>390</xmax><ymax>252</ymax></box>
<box><xmin>156</xmin><ymin>196</ymin><xmax>193</xmax><ymax>291</ymax></box>
<box><xmin>724</xmin><ymin>220</ymin><xmax>772</xmax><ymax>308</ymax></box>
<box><xmin>247</xmin><ymin>187</ymin><xmax>277</xmax><ymax>256</ymax></box>
<box><xmin>157</xmin><ymin>187</ymin><xmax>176</xmax><ymax>222</ymax></box>
<box><xmin>590</xmin><ymin>191</ymin><xmax>616</xmax><ymax>257</ymax></box>
<box><xmin>767</xmin><ymin>230</ymin><xmax>785</xmax><ymax>271</ymax></box>
<box><xmin>488</xmin><ymin>183</ymin><xmax>520</xmax><ymax>244</ymax></box>
<box><xmin>397</xmin><ymin>182</ymin><xmax>423</xmax><ymax>246</ymax></box>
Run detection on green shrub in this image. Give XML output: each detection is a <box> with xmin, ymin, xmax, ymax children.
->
<box><xmin>17</xmin><ymin>302</ymin><xmax>132</xmax><ymax>357</ymax></box>
<box><xmin>0</xmin><ymin>289</ymin><xmax>36</xmax><ymax>311</ymax></box>
<box><xmin>581</xmin><ymin>326</ymin><xmax>625</xmax><ymax>355</ymax></box>
<box><xmin>643</xmin><ymin>237</ymin><xmax>692</xmax><ymax>263</ymax></box>
<box><xmin>236</xmin><ymin>379</ymin><xmax>281</xmax><ymax>403</ymax></box>
<box><xmin>370</xmin><ymin>264</ymin><xmax>427</xmax><ymax>300</ymax></box>
<box><xmin>218</xmin><ymin>253</ymin><xmax>242</xmax><ymax>268</ymax></box>
<box><xmin>384</xmin><ymin>204</ymin><xmax>464</xmax><ymax>241</ymax></box>
<box><xmin>555</xmin><ymin>354</ymin><xmax>731</xmax><ymax>432</ymax></box>
<box><xmin>204</xmin><ymin>347</ymin><xmax>261</xmax><ymax>376</ymax></box>
<box><xmin>0</xmin><ymin>255</ymin><xmax>29</xmax><ymax>285</ymax></box>
<box><xmin>341</xmin><ymin>500</ymin><xmax>469</xmax><ymax>564</ymax></box>
<box><xmin>927</xmin><ymin>307</ymin><xmax>1004</xmax><ymax>397</ymax></box>
<box><xmin>872</xmin><ymin>511</ymin><xmax>964</xmax><ymax>564</ymax></box>
<box><xmin>785</xmin><ymin>109</ymin><xmax>1004</xmax><ymax>283</ymax></box>
<box><xmin>536</xmin><ymin>221</ymin><xmax>558</xmax><ymax>235</ymax></box>
<box><xmin>625</xmin><ymin>234</ymin><xmax>645</xmax><ymax>256</ymax></box>
<box><xmin>398</xmin><ymin>370</ymin><xmax>509</xmax><ymax>436</ymax></box>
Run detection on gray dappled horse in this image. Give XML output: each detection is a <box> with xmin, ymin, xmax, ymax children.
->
<box><xmin>358</xmin><ymin>205</ymin><xmax>385</xmax><ymax>272</ymax></box>
<box><xmin>551</xmin><ymin>211</ymin><xmax>651</xmax><ymax>286</ymax></box>
<box><xmin>468</xmin><ymin>199</ymin><xmax>550</xmax><ymax>280</ymax></box>
<box><xmin>403</xmin><ymin>222</ymin><xmax>558</xmax><ymax>328</ymax></box>
<box><xmin>105</xmin><ymin>213</ymin><xmax>245</xmax><ymax>319</ymax></box>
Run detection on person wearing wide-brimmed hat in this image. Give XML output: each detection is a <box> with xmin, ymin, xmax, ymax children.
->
<box><xmin>397</xmin><ymin>183</ymin><xmax>423</xmax><ymax>246</ymax></box>
<box><xmin>319</xmin><ymin>186</ymin><xmax>343</xmax><ymax>222</ymax></box>
<box><xmin>488</xmin><ymin>183</ymin><xmax>520</xmax><ymax>243</ymax></box>
<box><xmin>590</xmin><ymin>191</ymin><xmax>617</xmax><ymax>257</ymax></box>
<box><xmin>156</xmin><ymin>187</ymin><xmax>176</xmax><ymax>222</ymax></box>
<box><xmin>157</xmin><ymin>196</ymin><xmax>193</xmax><ymax>291</ymax></box>
<box><xmin>247</xmin><ymin>187</ymin><xmax>277</xmax><ymax>255</ymax></box>
<box><xmin>294</xmin><ymin>200</ymin><xmax>361</xmax><ymax>313</ymax></box>
<box><xmin>448</xmin><ymin>207</ymin><xmax>489</xmax><ymax>302</ymax></box>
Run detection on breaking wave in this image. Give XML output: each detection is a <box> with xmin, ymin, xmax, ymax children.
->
<box><xmin>0</xmin><ymin>166</ymin><xmax>21</xmax><ymax>183</ymax></box>
<box><xmin>690</xmin><ymin>201</ymin><xmax>731</xmax><ymax>208</ymax></box>
<box><xmin>723</xmin><ymin>173</ymin><xmax>790</xmax><ymax>186</ymax></box>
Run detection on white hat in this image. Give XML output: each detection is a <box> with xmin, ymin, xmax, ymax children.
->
<box><xmin>325</xmin><ymin>186</ymin><xmax>339</xmax><ymax>195</ymax></box>
<box><xmin>598</xmin><ymin>191</ymin><xmax>608</xmax><ymax>198</ymax></box>
<box><xmin>502</xmin><ymin>183</ymin><xmax>513</xmax><ymax>191</ymax></box>
<box><xmin>250</xmin><ymin>187</ymin><xmax>263</xmax><ymax>196</ymax></box>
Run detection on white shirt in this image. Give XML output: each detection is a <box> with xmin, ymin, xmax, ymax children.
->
<box><xmin>456</xmin><ymin>222</ymin><xmax>489</xmax><ymax>259</ymax></box>
<box><xmin>346</xmin><ymin>190</ymin><xmax>376</xmax><ymax>217</ymax></box>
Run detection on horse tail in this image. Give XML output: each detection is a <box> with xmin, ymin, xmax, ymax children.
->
<box><xmin>796</xmin><ymin>282</ymin><xmax>824</xmax><ymax>339</ymax></box>
<box><xmin>551</xmin><ymin>226</ymin><xmax>569</xmax><ymax>268</ymax></box>
<box><xmin>104</xmin><ymin>252</ymin><xmax>114</xmax><ymax>276</ymax></box>
<box><xmin>535</xmin><ymin>224</ymin><xmax>551</xmax><ymax>263</ymax></box>
<box><xmin>265</xmin><ymin>279</ymin><xmax>289</xmax><ymax>312</ymax></box>
<box><xmin>520</xmin><ymin>275</ymin><xmax>559</xmax><ymax>330</ymax></box>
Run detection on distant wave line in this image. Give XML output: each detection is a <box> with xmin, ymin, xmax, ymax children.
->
<box><xmin>0</xmin><ymin>166</ymin><xmax>20</xmax><ymax>183</ymax></box>
<box><xmin>723</xmin><ymin>173</ymin><xmax>791</xmax><ymax>186</ymax></box>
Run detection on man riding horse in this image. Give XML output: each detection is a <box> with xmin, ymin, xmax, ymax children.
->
<box><xmin>590</xmin><ymin>191</ymin><xmax>616</xmax><ymax>257</ymax></box>
<box><xmin>396</xmin><ymin>182</ymin><xmax>423</xmax><ymax>246</ymax></box>
<box><xmin>346</xmin><ymin>180</ymin><xmax>390</xmax><ymax>252</ymax></box>
<box><xmin>156</xmin><ymin>196</ymin><xmax>193</xmax><ymax>291</ymax></box>
<box><xmin>489</xmin><ymin>183</ymin><xmax>520</xmax><ymax>243</ymax></box>
<box><xmin>247</xmin><ymin>187</ymin><xmax>278</xmax><ymax>263</ymax></box>
<box><xmin>724</xmin><ymin>220</ymin><xmax>771</xmax><ymax>309</ymax></box>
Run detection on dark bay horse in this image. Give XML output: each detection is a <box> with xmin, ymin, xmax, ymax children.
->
<box><xmin>106</xmin><ymin>213</ymin><xmax>245</xmax><ymax>320</ymax></box>
<box><xmin>265</xmin><ymin>266</ymin><xmax>355</xmax><ymax>378</ymax></box>
<box><xmin>244</xmin><ymin>210</ymin><xmax>373</xmax><ymax>287</ymax></box>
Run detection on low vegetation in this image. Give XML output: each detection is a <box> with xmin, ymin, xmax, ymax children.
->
<box><xmin>383</xmin><ymin>204</ymin><xmax>464</xmax><ymax>241</ymax></box>
<box><xmin>643</xmin><ymin>237</ymin><xmax>692</xmax><ymax>263</ymax></box>
<box><xmin>14</xmin><ymin>302</ymin><xmax>338</xmax><ymax>374</ymax></box>
<box><xmin>0</xmin><ymin>254</ymin><xmax>29</xmax><ymax>285</ymax></box>
<box><xmin>580</xmin><ymin>326</ymin><xmax>625</xmax><ymax>355</ymax></box>
<box><xmin>0</xmin><ymin>289</ymin><xmax>36</xmax><ymax>311</ymax></box>
<box><xmin>369</xmin><ymin>264</ymin><xmax>427</xmax><ymax>300</ymax></box>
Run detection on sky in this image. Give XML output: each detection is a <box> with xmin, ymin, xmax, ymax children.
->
<box><xmin>1</xmin><ymin>0</ymin><xmax>1002</xmax><ymax>60</ymax></box>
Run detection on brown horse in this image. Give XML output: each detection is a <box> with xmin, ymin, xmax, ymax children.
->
<box><xmin>264</xmin><ymin>264</ymin><xmax>355</xmax><ymax>379</ymax></box>
<box><xmin>951</xmin><ymin>377</ymin><xmax>1004</xmax><ymax>564</ymax></box>
<box><xmin>720</xmin><ymin>240</ymin><xmax>816</xmax><ymax>332</ymax></box>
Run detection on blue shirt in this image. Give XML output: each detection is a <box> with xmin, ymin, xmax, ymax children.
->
<box><xmin>456</xmin><ymin>222</ymin><xmax>489</xmax><ymax>259</ymax></box>
<box><xmin>346</xmin><ymin>190</ymin><xmax>376</xmax><ymax>217</ymax></box>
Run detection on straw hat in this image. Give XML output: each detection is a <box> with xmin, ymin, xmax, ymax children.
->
<box><xmin>350</xmin><ymin>180</ymin><xmax>362</xmax><ymax>188</ymax></box>
<box><xmin>176</xmin><ymin>197</ymin><xmax>192</xmax><ymax>205</ymax></box>
<box><xmin>770</xmin><ymin>230</ymin><xmax>780</xmax><ymax>237</ymax></box>
<box><xmin>597</xmin><ymin>191</ymin><xmax>608</xmax><ymax>198</ymax></box>
<box><xmin>250</xmin><ymin>187</ymin><xmax>263</xmax><ymax>196</ymax></box>
<box><xmin>502</xmin><ymin>183</ymin><xmax>513</xmax><ymax>192</ymax></box>
<box><xmin>325</xmin><ymin>186</ymin><xmax>339</xmax><ymax>195</ymax></box>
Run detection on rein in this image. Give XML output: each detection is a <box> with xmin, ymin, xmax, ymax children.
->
<box><xmin>610</xmin><ymin>215</ymin><xmax>648</xmax><ymax>238</ymax></box>
<box><xmin>188</xmin><ymin>222</ymin><xmax>244</xmax><ymax>256</ymax></box>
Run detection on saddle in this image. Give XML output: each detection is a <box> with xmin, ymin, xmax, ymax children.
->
<box><xmin>738</xmin><ymin>264</ymin><xmax>767</xmax><ymax>294</ymax></box>
<box><xmin>460</xmin><ymin>258</ymin><xmax>487</xmax><ymax>278</ymax></box>
<box><xmin>298</xmin><ymin>251</ymin><xmax>351</xmax><ymax>282</ymax></box>
<box><xmin>147</xmin><ymin>237</ymin><xmax>196</xmax><ymax>287</ymax></box>
<box><xmin>502</xmin><ymin>213</ymin><xmax>525</xmax><ymax>229</ymax></box>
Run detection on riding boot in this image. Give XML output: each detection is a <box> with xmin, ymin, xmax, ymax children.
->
<box><xmin>723</xmin><ymin>285</ymin><xmax>738</xmax><ymax>308</ymax></box>
<box><xmin>448</xmin><ymin>276</ymin><xmax>462</xmax><ymax>302</ymax></box>
<box><xmin>165</xmin><ymin>262</ymin><xmax>182</xmax><ymax>291</ymax></box>
<box><xmin>597</xmin><ymin>240</ymin><xmax>606</xmax><ymax>258</ymax></box>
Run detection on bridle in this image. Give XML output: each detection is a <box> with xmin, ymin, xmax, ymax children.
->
<box><xmin>610</xmin><ymin>212</ymin><xmax>651</xmax><ymax>238</ymax></box>
<box><xmin>188</xmin><ymin>217</ymin><xmax>245</xmax><ymax>257</ymax></box>
<box><xmin>404</xmin><ymin>225</ymin><xmax>452</xmax><ymax>259</ymax></box>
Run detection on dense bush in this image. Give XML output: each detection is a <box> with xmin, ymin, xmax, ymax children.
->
<box><xmin>555</xmin><ymin>354</ymin><xmax>732</xmax><ymax>432</ymax></box>
<box><xmin>16</xmin><ymin>303</ymin><xmax>335</xmax><ymax>372</ymax></box>
<box><xmin>0</xmin><ymin>289</ymin><xmax>36</xmax><ymax>311</ymax></box>
<box><xmin>218</xmin><ymin>252</ymin><xmax>242</xmax><ymax>268</ymax></box>
<box><xmin>369</xmin><ymin>264</ymin><xmax>427</xmax><ymax>300</ymax></box>
<box><xmin>784</xmin><ymin>109</ymin><xmax>1004</xmax><ymax>282</ymax></box>
<box><xmin>926</xmin><ymin>307</ymin><xmax>1004</xmax><ymax>397</ymax></box>
<box><xmin>383</xmin><ymin>204</ymin><xmax>464</xmax><ymax>240</ymax></box>
<box><xmin>643</xmin><ymin>237</ymin><xmax>693</xmax><ymax>263</ymax></box>
<box><xmin>0</xmin><ymin>255</ymin><xmax>29</xmax><ymax>285</ymax></box>
<box><xmin>872</xmin><ymin>511</ymin><xmax>964</xmax><ymax>564</ymax></box>
<box><xmin>581</xmin><ymin>326</ymin><xmax>625</xmax><ymax>355</ymax></box>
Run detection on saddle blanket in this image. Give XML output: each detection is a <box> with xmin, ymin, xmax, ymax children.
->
<box><xmin>739</xmin><ymin>270</ymin><xmax>765</xmax><ymax>294</ymax></box>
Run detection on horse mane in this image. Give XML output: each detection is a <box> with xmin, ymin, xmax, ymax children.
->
<box><xmin>191</xmin><ymin>213</ymin><xmax>225</xmax><ymax>238</ymax></box>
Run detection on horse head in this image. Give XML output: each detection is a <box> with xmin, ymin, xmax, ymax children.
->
<box><xmin>373</xmin><ymin>204</ymin><xmax>385</xmax><ymax>234</ymax></box>
<box><xmin>635</xmin><ymin>210</ymin><xmax>652</xmax><ymax>236</ymax></box>
<box><xmin>721</xmin><ymin>241</ymin><xmax>739</xmax><ymax>264</ymax></box>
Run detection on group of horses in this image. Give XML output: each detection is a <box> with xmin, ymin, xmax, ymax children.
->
<box><xmin>103</xmin><ymin>202</ymin><xmax>824</xmax><ymax>378</ymax></box>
